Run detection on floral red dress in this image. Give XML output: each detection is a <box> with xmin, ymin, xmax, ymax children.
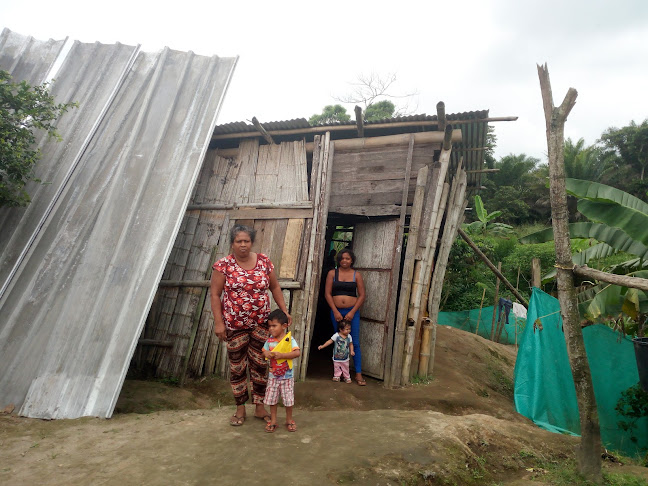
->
<box><xmin>212</xmin><ymin>253</ymin><xmax>274</xmax><ymax>331</ymax></box>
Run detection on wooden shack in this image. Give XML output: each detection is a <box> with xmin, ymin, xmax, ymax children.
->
<box><xmin>135</xmin><ymin>106</ymin><xmax>511</xmax><ymax>387</ymax></box>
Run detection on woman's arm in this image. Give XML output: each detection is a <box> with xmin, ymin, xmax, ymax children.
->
<box><xmin>210</xmin><ymin>270</ymin><xmax>227</xmax><ymax>341</ymax></box>
<box><xmin>344</xmin><ymin>272</ymin><xmax>366</xmax><ymax>321</ymax></box>
<box><xmin>324</xmin><ymin>269</ymin><xmax>343</xmax><ymax>322</ymax></box>
<box><xmin>268</xmin><ymin>269</ymin><xmax>292</xmax><ymax>325</ymax></box>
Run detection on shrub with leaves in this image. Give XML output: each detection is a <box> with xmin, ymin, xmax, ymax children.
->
<box><xmin>0</xmin><ymin>70</ymin><xmax>76</xmax><ymax>207</ymax></box>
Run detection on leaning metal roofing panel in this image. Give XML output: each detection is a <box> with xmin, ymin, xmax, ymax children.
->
<box><xmin>0</xmin><ymin>30</ymin><xmax>237</xmax><ymax>419</ymax></box>
<box><xmin>0</xmin><ymin>28</ymin><xmax>66</xmax><ymax>84</ymax></box>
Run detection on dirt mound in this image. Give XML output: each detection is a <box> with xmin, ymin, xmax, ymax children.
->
<box><xmin>2</xmin><ymin>325</ymin><xmax>646</xmax><ymax>485</ymax></box>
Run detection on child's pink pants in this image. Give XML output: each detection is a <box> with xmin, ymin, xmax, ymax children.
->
<box><xmin>333</xmin><ymin>361</ymin><xmax>350</xmax><ymax>380</ymax></box>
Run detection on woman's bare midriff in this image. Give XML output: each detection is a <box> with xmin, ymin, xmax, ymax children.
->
<box><xmin>333</xmin><ymin>295</ymin><xmax>357</xmax><ymax>309</ymax></box>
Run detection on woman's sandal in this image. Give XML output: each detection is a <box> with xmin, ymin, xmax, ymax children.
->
<box><xmin>286</xmin><ymin>420</ymin><xmax>297</xmax><ymax>432</ymax></box>
<box><xmin>265</xmin><ymin>422</ymin><xmax>278</xmax><ymax>433</ymax></box>
<box><xmin>356</xmin><ymin>378</ymin><xmax>367</xmax><ymax>386</ymax></box>
<box><xmin>230</xmin><ymin>415</ymin><xmax>246</xmax><ymax>426</ymax></box>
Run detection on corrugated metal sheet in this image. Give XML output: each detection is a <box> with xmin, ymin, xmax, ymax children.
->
<box><xmin>211</xmin><ymin>111</ymin><xmax>490</xmax><ymax>134</ymax></box>
<box><xmin>0</xmin><ymin>29</ymin><xmax>237</xmax><ymax>419</ymax></box>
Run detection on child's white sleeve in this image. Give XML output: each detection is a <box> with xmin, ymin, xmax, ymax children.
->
<box><xmin>331</xmin><ymin>333</ymin><xmax>339</xmax><ymax>341</ymax></box>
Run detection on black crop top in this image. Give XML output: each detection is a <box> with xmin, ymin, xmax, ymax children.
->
<box><xmin>331</xmin><ymin>268</ymin><xmax>358</xmax><ymax>297</ymax></box>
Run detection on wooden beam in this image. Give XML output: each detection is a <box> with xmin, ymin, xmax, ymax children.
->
<box><xmin>442</xmin><ymin>124</ymin><xmax>453</xmax><ymax>151</ymax></box>
<box><xmin>251</xmin><ymin>116</ymin><xmax>275</xmax><ymax>144</ymax></box>
<box><xmin>457</xmin><ymin>227</ymin><xmax>529</xmax><ymax>307</ymax></box>
<box><xmin>211</xmin><ymin>117</ymin><xmax>516</xmax><ymax>141</ymax></box>
<box><xmin>573</xmin><ymin>265</ymin><xmax>648</xmax><ymax>292</ymax></box>
<box><xmin>465</xmin><ymin>168</ymin><xmax>499</xmax><ymax>174</ymax></box>
<box><xmin>355</xmin><ymin>105</ymin><xmax>364</xmax><ymax>138</ymax></box>
<box><xmin>186</xmin><ymin>201</ymin><xmax>313</xmax><ymax>211</ymax></box>
<box><xmin>436</xmin><ymin>101</ymin><xmax>446</xmax><ymax>132</ymax></box>
<box><xmin>159</xmin><ymin>279</ymin><xmax>302</xmax><ymax>289</ymax></box>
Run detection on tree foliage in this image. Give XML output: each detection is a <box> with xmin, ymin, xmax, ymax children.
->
<box><xmin>364</xmin><ymin>100</ymin><xmax>395</xmax><ymax>121</ymax></box>
<box><xmin>600</xmin><ymin>120</ymin><xmax>648</xmax><ymax>180</ymax></box>
<box><xmin>308</xmin><ymin>104</ymin><xmax>351</xmax><ymax>125</ymax></box>
<box><xmin>0</xmin><ymin>70</ymin><xmax>76</xmax><ymax>207</ymax></box>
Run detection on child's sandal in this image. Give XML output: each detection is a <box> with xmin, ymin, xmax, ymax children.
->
<box><xmin>286</xmin><ymin>420</ymin><xmax>297</xmax><ymax>432</ymax></box>
<box><xmin>344</xmin><ymin>378</ymin><xmax>352</xmax><ymax>383</ymax></box>
<box><xmin>265</xmin><ymin>422</ymin><xmax>278</xmax><ymax>433</ymax></box>
<box><xmin>332</xmin><ymin>377</ymin><xmax>340</xmax><ymax>382</ymax></box>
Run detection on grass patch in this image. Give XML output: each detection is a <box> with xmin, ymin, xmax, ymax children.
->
<box><xmin>411</xmin><ymin>374</ymin><xmax>434</xmax><ymax>385</ymax></box>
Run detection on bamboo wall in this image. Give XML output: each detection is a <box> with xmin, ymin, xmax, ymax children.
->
<box><xmin>139</xmin><ymin>139</ymin><xmax>310</xmax><ymax>378</ymax></box>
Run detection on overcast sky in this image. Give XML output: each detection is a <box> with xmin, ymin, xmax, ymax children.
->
<box><xmin>1</xmin><ymin>0</ymin><xmax>647</xmax><ymax>161</ymax></box>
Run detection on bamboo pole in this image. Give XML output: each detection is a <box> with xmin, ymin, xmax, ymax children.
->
<box><xmin>401</xmin><ymin>319</ymin><xmax>417</xmax><ymax>385</ymax></box>
<box><xmin>251</xmin><ymin>116</ymin><xmax>275</xmax><ymax>144</ymax></box>
<box><xmin>390</xmin><ymin>152</ymin><xmax>426</xmax><ymax>387</ymax></box>
<box><xmin>354</xmin><ymin>105</ymin><xmax>364</xmax><ymax>138</ymax></box>
<box><xmin>383</xmin><ymin>135</ymin><xmax>415</xmax><ymax>387</ymax></box>
<box><xmin>490</xmin><ymin>262</ymin><xmax>502</xmax><ymax>341</ymax></box>
<box><xmin>573</xmin><ymin>265</ymin><xmax>648</xmax><ymax>292</ymax></box>
<box><xmin>417</xmin><ymin>318</ymin><xmax>432</xmax><ymax>375</ymax></box>
<box><xmin>211</xmin><ymin>118</ymin><xmax>517</xmax><ymax>141</ymax></box>
<box><xmin>457</xmin><ymin>228</ymin><xmax>529</xmax><ymax>307</ymax></box>
<box><xmin>426</xmin><ymin>166</ymin><xmax>468</xmax><ymax>375</ymax></box>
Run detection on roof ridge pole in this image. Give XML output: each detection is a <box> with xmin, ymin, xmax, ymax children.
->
<box><xmin>251</xmin><ymin>116</ymin><xmax>275</xmax><ymax>144</ymax></box>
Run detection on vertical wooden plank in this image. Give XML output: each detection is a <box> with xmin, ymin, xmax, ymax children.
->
<box><xmin>279</xmin><ymin>219</ymin><xmax>305</xmax><ymax>279</ymax></box>
<box><xmin>299</xmin><ymin>133</ymin><xmax>333</xmax><ymax>380</ymax></box>
<box><xmin>384</xmin><ymin>135</ymin><xmax>414</xmax><ymax>387</ymax></box>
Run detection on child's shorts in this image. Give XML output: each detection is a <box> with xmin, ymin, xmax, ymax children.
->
<box><xmin>264</xmin><ymin>376</ymin><xmax>294</xmax><ymax>407</ymax></box>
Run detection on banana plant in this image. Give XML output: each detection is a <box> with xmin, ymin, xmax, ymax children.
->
<box><xmin>521</xmin><ymin>178</ymin><xmax>648</xmax><ymax>322</ymax></box>
<box><xmin>464</xmin><ymin>195</ymin><xmax>513</xmax><ymax>236</ymax></box>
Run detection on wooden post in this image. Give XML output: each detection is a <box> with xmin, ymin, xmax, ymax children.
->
<box><xmin>490</xmin><ymin>262</ymin><xmax>502</xmax><ymax>341</ymax></box>
<box><xmin>436</xmin><ymin>101</ymin><xmax>446</xmax><ymax>133</ymax></box>
<box><xmin>531</xmin><ymin>257</ymin><xmax>542</xmax><ymax>288</ymax></box>
<box><xmin>383</xmin><ymin>135</ymin><xmax>415</xmax><ymax>387</ymax></box>
<box><xmin>538</xmin><ymin>63</ymin><xmax>601</xmax><ymax>483</ymax></box>
<box><xmin>475</xmin><ymin>287</ymin><xmax>486</xmax><ymax>335</ymax></box>
<box><xmin>354</xmin><ymin>105</ymin><xmax>364</xmax><ymax>138</ymax></box>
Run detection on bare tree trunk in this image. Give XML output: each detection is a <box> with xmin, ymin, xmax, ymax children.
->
<box><xmin>538</xmin><ymin>63</ymin><xmax>602</xmax><ymax>483</ymax></box>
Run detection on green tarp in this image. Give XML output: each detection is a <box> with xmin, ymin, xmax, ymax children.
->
<box><xmin>514</xmin><ymin>288</ymin><xmax>648</xmax><ymax>457</ymax></box>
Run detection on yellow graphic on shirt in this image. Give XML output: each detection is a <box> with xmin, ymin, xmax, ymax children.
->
<box><xmin>270</xmin><ymin>331</ymin><xmax>294</xmax><ymax>369</ymax></box>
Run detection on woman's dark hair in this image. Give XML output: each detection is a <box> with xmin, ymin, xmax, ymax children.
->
<box><xmin>338</xmin><ymin>320</ymin><xmax>351</xmax><ymax>332</ymax></box>
<box><xmin>230</xmin><ymin>224</ymin><xmax>256</xmax><ymax>244</ymax></box>
<box><xmin>336</xmin><ymin>248</ymin><xmax>355</xmax><ymax>266</ymax></box>
<box><xmin>267</xmin><ymin>309</ymin><xmax>289</xmax><ymax>325</ymax></box>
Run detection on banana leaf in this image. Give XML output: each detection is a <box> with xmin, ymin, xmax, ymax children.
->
<box><xmin>521</xmin><ymin>222</ymin><xmax>648</xmax><ymax>259</ymax></box>
<box><xmin>566</xmin><ymin>178</ymin><xmax>648</xmax><ymax>213</ymax></box>
<box><xmin>578</xmin><ymin>199</ymin><xmax>648</xmax><ymax>248</ymax></box>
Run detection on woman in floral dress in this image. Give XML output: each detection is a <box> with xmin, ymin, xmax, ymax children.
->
<box><xmin>210</xmin><ymin>225</ymin><xmax>291</xmax><ymax>426</ymax></box>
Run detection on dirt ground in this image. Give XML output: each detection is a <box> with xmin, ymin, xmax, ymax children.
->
<box><xmin>1</xmin><ymin>326</ymin><xmax>646</xmax><ymax>485</ymax></box>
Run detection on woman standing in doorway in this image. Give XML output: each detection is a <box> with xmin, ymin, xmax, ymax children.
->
<box><xmin>211</xmin><ymin>224</ymin><xmax>291</xmax><ymax>426</ymax></box>
<box><xmin>324</xmin><ymin>249</ymin><xmax>367</xmax><ymax>386</ymax></box>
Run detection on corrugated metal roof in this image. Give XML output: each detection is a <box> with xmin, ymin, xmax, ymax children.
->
<box><xmin>0</xmin><ymin>29</ymin><xmax>237</xmax><ymax>419</ymax></box>
<box><xmin>211</xmin><ymin>111</ymin><xmax>490</xmax><ymax>134</ymax></box>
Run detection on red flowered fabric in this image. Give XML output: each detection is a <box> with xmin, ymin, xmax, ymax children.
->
<box><xmin>213</xmin><ymin>253</ymin><xmax>274</xmax><ymax>331</ymax></box>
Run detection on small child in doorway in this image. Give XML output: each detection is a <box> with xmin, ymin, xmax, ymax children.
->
<box><xmin>318</xmin><ymin>321</ymin><xmax>355</xmax><ymax>383</ymax></box>
<box><xmin>262</xmin><ymin>309</ymin><xmax>301</xmax><ymax>433</ymax></box>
